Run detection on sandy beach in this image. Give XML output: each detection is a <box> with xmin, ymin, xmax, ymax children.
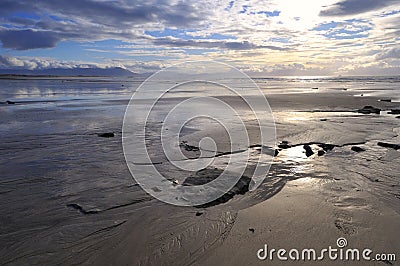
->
<box><xmin>0</xmin><ymin>76</ymin><xmax>399</xmax><ymax>265</ymax></box>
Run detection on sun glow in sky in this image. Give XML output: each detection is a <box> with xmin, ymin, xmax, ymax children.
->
<box><xmin>0</xmin><ymin>0</ymin><xmax>399</xmax><ymax>75</ymax></box>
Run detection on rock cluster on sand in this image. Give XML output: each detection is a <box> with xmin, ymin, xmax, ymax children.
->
<box><xmin>357</xmin><ymin>106</ymin><xmax>381</xmax><ymax>114</ymax></box>
<box><xmin>276</xmin><ymin>141</ymin><xmax>336</xmax><ymax>158</ymax></box>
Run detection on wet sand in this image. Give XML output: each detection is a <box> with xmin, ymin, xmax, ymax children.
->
<box><xmin>0</xmin><ymin>77</ymin><xmax>399</xmax><ymax>265</ymax></box>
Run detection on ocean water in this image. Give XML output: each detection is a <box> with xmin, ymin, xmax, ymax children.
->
<box><xmin>0</xmin><ymin>76</ymin><xmax>399</xmax><ymax>264</ymax></box>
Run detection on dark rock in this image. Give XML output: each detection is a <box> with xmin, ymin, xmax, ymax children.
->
<box><xmin>190</xmin><ymin>169</ymin><xmax>252</xmax><ymax>208</ymax></box>
<box><xmin>351</xmin><ymin>146</ymin><xmax>365</xmax><ymax>152</ymax></box>
<box><xmin>278</xmin><ymin>141</ymin><xmax>291</xmax><ymax>149</ymax></box>
<box><xmin>312</xmin><ymin>87</ymin><xmax>318</xmax><ymax>90</ymax></box>
<box><xmin>303</xmin><ymin>144</ymin><xmax>314</xmax><ymax>157</ymax></box>
<box><xmin>317</xmin><ymin>150</ymin><xmax>325</xmax><ymax>156</ymax></box>
<box><xmin>195</xmin><ymin>211</ymin><xmax>203</xmax><ymax>216</ymax></box>
<box><xmin>180</xmin><ymin>142</ymin><xmax>200</xmax><ymax>152</ymax></box>
<box><xmin>320</xmin><ymin>118</ymin><xmax>328</xmax><ymax>121</ymax></box>
<box><xmin>278</xmin><ymin>144</ymin><xmax>291</xmax><ymax>149</ymax></box>
<box><xmin>249</xmin><ymin>228</ymin><xmax>255</xmax><ymax>233</ymax></box>
<box><xmin>274</xmin><ymin>149</ymin><xmax>280</xmax><ymax>156</ymax></box>
<box><xmin>318</xmin><ymin>143</ymin><xmax>335</xmax><ymax>152</ymax></box>
<box><xmin>97</xmin><ymin>132</ymin><xmax>115</xmax><ymax>138</ymax></box>
<box><xmin>342</xmin><ymin>88</ymin><xmax>348</xmax><ymax>91</ymax></box>
<box><xmin>380</xmin><ymin>99</ymin><xmax>391</xmax><ymax>102</ymax></box>
<box><xmin>66</xmin><ymin>203</ymin><xmax>100</xmax><ymax>215</ymax></box>
<box><xmin>388</xmin><ymin>109</ymin><xmax>400</xmax><ymax>115</ymax></box>
<box><xmin>357</xmin><ymin>106</ymin><xmax>381</xmax><ymax>114</ymax></box>
<box><xmin>396</xmin><ymin>116</ymin><xmax>400</xmax><ymax>119</ymax></box>
<box><xmin>377</xmin><ymin>142</ymin><xmax>400</xmax><ymax>150</ymax></box>
<box><xmin>6</xmin><ymin>100</ymin><xmax>15</xmax><ymax>104</ymax></box>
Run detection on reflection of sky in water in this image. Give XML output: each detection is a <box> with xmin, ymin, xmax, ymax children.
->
<box><xmin>0</xmin><ymin>78</ymin><xmax>140</xmax><ymax>102</ymax></box>
<box><xmin>283</xmin><ymin>111</ymin><xmax>362</xmax><ymax>123</ymax></box>
<box><xmin>257</xmin><ymin>76</ymin><xmax>400</xmax><ymax>99</ymax></box>
<box><xmin>2</xmin><ymin>76</ymin><xmax>400</xmax><ymax>102</ymax></box>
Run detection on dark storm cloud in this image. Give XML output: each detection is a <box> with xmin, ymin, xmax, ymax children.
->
<box><xmin>0</xmin><ymin>1</ymin><xmax>26</xmax><ymax>15</ymax></box>
<box><xmin>0</xmin><ymin>0</ymin><xmax>204</xmax><ymax>26</ymax></box>
<box><xmin>0</xmin><ymin>0</ymin><xmax>208</xmax><ymax>50</ymax></box>
<box><xmin>0</xmin><ymin>29</ymin><xmax>61</xmax><ymax>50</ymax></box>
<box><xmin>320</xmin><ymin>0</ymin><xmax>398</xmax><ymax>16</ymax></box>
<box><xmin>152</xmin><ymin>37</ymin><xmax>289</xmax><ymax>51</ymax></box>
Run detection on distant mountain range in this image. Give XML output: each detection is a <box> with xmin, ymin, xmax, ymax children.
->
<box><xmin>0</xmin><ymin>67</ymin><xmax>135</xmax><ymax>77</ymax></box>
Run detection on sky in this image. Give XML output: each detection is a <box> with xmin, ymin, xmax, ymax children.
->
<box><xmin>0</xmin><ymin>0</ymin><xmax>399</xmax><ymax>76</ymax></box>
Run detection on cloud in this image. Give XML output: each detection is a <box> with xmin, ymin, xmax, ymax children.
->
<box><xmin>0</xmin><ymin>29</ymin><xmax>61</xmax><ymax>50</ymax></box>
<box><xmin>0</xmin><ymin>55</ymin><xmax>47</xmax><ymax>69</ymax></box>
<box><xmin>0</xmin><ymin>54</ymin><xmax>163</xmax><ymax>74</ymax></box>
<box><xmin>0</xmin><ymin>55</ymin><xmax>96</xmax><ymax>70</ymax></box>
<box><xmin>263</xmin><ymin>63</ymin><xmax>329</xmax><ymax>76</ymax></box>
<box><xmin>0</xmin><ymin>0</ymin><xmax>209</xmax><ymax>50</ymax></box>
<box><xmin>375</xmin><ymin>47</ymin><xmax>400</xmax><ymax>60</ymax></box>
<box><xmin>0</xmin><ymin>0</ymin><xmax>205</xmax><ymax>26</ymax></box>
<box><xmin>341</xmin><ymin>62</ymin><xmax>400</xmax><ymax>75</ymax></box>
<box><xmin>151</xmin><ymin>37</ymin><xmax>289</xmax><ymax>51</ymax></box>
<box><xmin>236</xmin><ymin>62</ymin><xmax>334</xmax><ymax>76</ymax></box>
<box><xmin>320</xmin><ymin>0</ymin><xmax>398</xmax><ymax>16</ymax></box>
<box><xmin>0</xmin><ymin>55</ymin><xmax>25</xmax><ymax>68</ymax></box>
<box><xmin>0</xmin><ymin>1</ymin><xmax>293</xmax><ymax>51</ymax></box>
